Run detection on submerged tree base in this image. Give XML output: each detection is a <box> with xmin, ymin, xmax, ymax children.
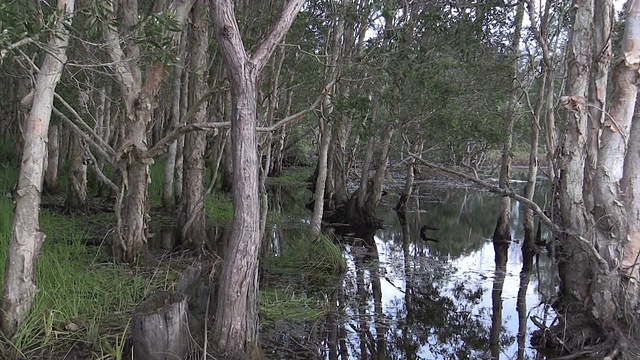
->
<box><xmin>530</xmin><ymin>313</ymin><xmax>636</xmax><ymax>359</ymax></box>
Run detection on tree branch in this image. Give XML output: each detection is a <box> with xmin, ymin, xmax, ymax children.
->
<box><xmin>211</xmin><ymin>0</ymin><xmax>249</xmax><ymax>77</ymax></box>
<box><xmin>146</xmin><ymin>123</ymin><xmax>226</xmax><ymax>159</ymax></box>
<box><xmin>52</xmin><ymin>107</ymin><xmax>114</xmax><ymax>163</ymax></box>
<box><xmin>1</xmin><ymin>37</ymin><xmax>36</xmax><ymax>61</ymax></box>
<box><xmin>408</xmin><ymin>153</ymin><xmax>610</xmax><ymax>271</ymax></box>
<box><xmin>147</xmin><ymin>80</ymin><xmax>335</xmax><ymax>158</ymax></box>
<box><xmin>86</xmin><ymin>149</ymin><xmax>119</xmax><ymax>193</ymax></box>
<box><xmin>54</xmin><ymin>93</ymin><xmax>115</xmax><ymax>156</ymax></box>
<box><xmin>251</xmin><ymin>0</ymin><xmax>306</xmax><ymax>73</ymax></box>
<box><xmin>257</xmin><ymin>79</ymin><xmax>337</xmax><ymax>132</ymax></box>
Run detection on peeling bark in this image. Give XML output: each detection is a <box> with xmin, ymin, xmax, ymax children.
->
<box><xmin>0</xmin><ymin>0</ymin><xmax>75</xmax><ymax>336</ymax></box>
<box><xmin>178</xmin><ymin>0</ymin><xmax>208</xmax><ymax>252</ymax></box>
<box><xmin>210</xmin><ymin>0</ymin><xmax>305</xmax><ymax>357</ymax></box>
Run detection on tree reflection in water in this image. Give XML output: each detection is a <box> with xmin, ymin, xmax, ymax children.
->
<box><xmin>261</xmin><ymin>185</ymin><xmax>554</xmax><ymax>359</ymax></box>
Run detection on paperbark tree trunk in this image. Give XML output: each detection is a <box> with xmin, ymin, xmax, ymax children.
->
<box><xmin>103</xmin><ymin>0</ymin><xmax>194</xmax><ymax>262</ymax></box>
<box><xmin>311</xmin><ymin>5</ymin><xmax>344</xmax><ymax>236</ymax></box>
<box><xmin>163</xmin><ymin>34</ymin><xmax>188</xmax><ymax>207</ymax></box>
<box><xmin>44</xmin><ymin>123</ymin><xmax>60</xmax><ymax>194</ymax></box>
<box><xmin>0</xmin><ymin>0</ymin><xmax>75</xmax><ymax>336</ymax></box>
<box><xmin>365</xmin><ymin>124</ymin><xmax>394</xmax><ymax>210</ymax></box>
<box><xmin>554</xmin><ymin>0</ymin><xmax>640</xmax><ymax>347</ymax></box>
<box><xmin>396</xmin><ymin>136</ymin><xmax>423</xmax><ymax>212</ymax></box>
<box><xmin>178</xmin><ymin>0</ymin><xmax>208</xmax><ymax>252</ymax></box>
<box><xmin>65</xmin><ymin>132</ymin><xmax>88</xmax><ymax>211</ymax></box>
<box><xmin>586</xmin><ymin>0</ymin><xmax>613</xmax><ymax>214</ymax></box>
<box><xmin>210</xmin><ymin>0</ymin><xmax>305</xmax><ymax>357</ymax></box>
<box><xmin>492</xmin><ymin>2</ymin><xmax>523</xmax><ymax>244</ymax></box>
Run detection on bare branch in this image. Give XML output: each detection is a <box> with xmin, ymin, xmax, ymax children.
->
<box><xmin>86</xmin><ymin>149</ymin><xmax>119</xmax><ymax>193</ymax></box>
<box><xmin>147</xmin><ymin>80</ymin><xmax>335</xmax><ymax>158</ymax></box>
<box><xmin>251</xmin><ymin>0</ymin><xmax>306</xmax><ymax>73</ymax></box>
<box><xmin>408</xmin><ymin>153</ymin><xmax>610</xmax><ymax>271</ymax></box>
<box><xmin>1</xmin><ymin>37</ymin><xmax>37</xmax><ymax>61</ymax></box>
<box><xmin>54</xmin><ymin>93</ymin><xmax>115</xmax><ymax>156</ymax></box>
<box><xmin>52</xmin><ymin>107</ymin><xmax>114</xmax><ymax>163</ymax></box>
<box><xmin>257</xmin><ymin>79</ymin><xmax>337</xmax><ymax>132</ymax></box>
<box><xmin>146</xmin><ymin>123</ymin><xmax>226</xmax><ymax>159</ymax></box>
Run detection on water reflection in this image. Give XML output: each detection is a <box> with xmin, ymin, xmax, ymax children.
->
<box><xmin>321</xmin><ymin>185</ymin><xmax>555</xmax><ymax>360</ymax></box>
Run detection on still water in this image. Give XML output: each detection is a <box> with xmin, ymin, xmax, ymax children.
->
<box><xmin>262</xmin><ymin>182</ymin><xmax>556</xmax><ymax>360</ymax></box>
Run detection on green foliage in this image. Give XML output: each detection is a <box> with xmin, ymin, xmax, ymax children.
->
<box><xmin>0</xmin><ymin>207</ymin><xmax>175</xmax><ymax>359</ymax></box>
<box><xmin>0</xmin><ymin>1</ymin><xmax>42</xmax><ymax>50</ymax></box>
<box><xmin>259</xmin><ymin>287</ymin><xmax>329</xmax><ymax>326</ymax></box>
<box><xmin>263</xmin><ymin>230</ymin><xmax>346</xmax><ymax>276</ymax></box>
<box><xmin>205</xmin><ymin>192</ymin><xmax>233</xmax><ymax>225</ymax></box>
<box><xmin>268</xmin><ymin>167</ymin><xmax>313</xmax><ymax>184</ymax></box>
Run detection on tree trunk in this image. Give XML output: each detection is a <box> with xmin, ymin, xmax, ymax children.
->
<box><xmin>357</xmin><ymin>138</ymin><xmax>375</xmax><ymax>209</ymax></box>
<box><xmin>210</xmin><ymin>0</ymin><xmax>305</xmax><ymax>357</ymax></box>
<box><xmin>492</xmin><ymin>2</ymin><xmax>523</xmax><ymax>244</ymax></box>
<box><xmin>132</xmin><ymin>292</ymin><xmax>190</xmax><ymax>360</ymax></box>
<box><xmin>44</xmin><ymin>123</ymin><xmax>60</xmax><ymax>194</ymax></box>
<box><xmin>0</xmin><ymin>0</ymin><xmax>75</xmax><ymax>336</ymax></box>
<box><xmin>65</xmin><ymin>132</ymin><xmax>88</xmax><ymax>211</ymax></box>
<box><xmin>163</xmin><ymin>34</ymin><xmax>188</xmax><ymax>207</ymax></box>
<box><xmin>178</xmin><ymin>0</ymin><xmax>208</xmax><ymax>252</ymax></box>
<box><xmin>585</xmin><ymin>0</ymin><xmax>613</xmax><ymax>214</ymax></box>
<box><xmin>103</xmin><ymin>0</ymin><xmax>194</xmax><ymax>262</ymax></box>
<box><xmin>220</xmin><ymin>112</ymin><xmax>234</xmax><ymax>193</ymax></box>
<box><xmin>396</xmin><ymin>136</ymin><xmax>423</xmax><ymax>212</ymax></box>
<box><xmin>365</xmin><ymin>124</ymin><xmax>394</xmax><ymax>210</ymax></box>
<box><xmin>311</xmin><ymin>122</ymin><xmax>332</xmax><ymax>235</ymax></box>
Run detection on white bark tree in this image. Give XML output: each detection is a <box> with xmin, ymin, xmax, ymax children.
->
<box><xmin>102</xmin><ymin>0</ymin><xmax>194</xmax><ymax>262</ymax></box>
<box><xmin>209</xmin><ymin>0</ymin><xmax>305</xmax><ymax>357</ymax></box>
<box><xmin>0</xmin><ymin>0</ymin><xmax>75</xmax><ymax>336</ymax></box>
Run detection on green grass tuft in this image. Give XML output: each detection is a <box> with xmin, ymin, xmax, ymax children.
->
<box><xmin>268</xmin><ymin>167</ymin><xmax>313</xmax><ymax>184</ymax></box>
<box><xmin>0</xmin><ymin>205</ymin><xmax>176</xmax><ymax>359</ymax></box>
<box><xmin>205</xmin><ymin>192</ymin><xmax>233</xmax><ymax>225</ymax></box>
<box><xmin>259</xmin><ymin>287</ymin><xmax>329</xmax><ymax>326</ymax></box>
<box><xmin>263</xmin><ymin>230</ymin><xmax>347</xmax><ymax>275</ymax></box>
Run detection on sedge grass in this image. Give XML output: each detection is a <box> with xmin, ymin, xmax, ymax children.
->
<box><xmin>259</xmin><ymin>287</ymin><xmax>329</xmax><ymax>326</ymax></box>
<box><xmin>0</xmin><ymin>205</ymin><xmax>177</xmax><ymax>359</ymax></box>
<box><xmin>263</xmin><ymin>230</ymin><xmax>347</xmax><ymax>276</ymax></box>
<box><xmin>205</xmin><ymin>192</ymin><xmax>233</xmax><ymax>225</ymax></box>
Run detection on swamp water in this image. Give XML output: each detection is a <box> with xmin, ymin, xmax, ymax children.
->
<box><xmin>261</xmin><ymin>182</ymin><xmax>555</xmax><ymax>360</ymax></box>
<box><xmin>149</xmin><ymin>182</ymin><xmax>555</xmax><ymax>359</ymax></box>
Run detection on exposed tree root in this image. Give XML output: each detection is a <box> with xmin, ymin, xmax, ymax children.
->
<box><xmin>531</xmin><ymin>313</ymin><xmax>630</xmax><ymax>360</ymax></box>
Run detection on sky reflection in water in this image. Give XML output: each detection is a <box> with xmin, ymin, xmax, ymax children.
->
<box><xmin>333</xmin><ymin>186</ymin><xmax>555</xmax><ymax>360</ymax></box>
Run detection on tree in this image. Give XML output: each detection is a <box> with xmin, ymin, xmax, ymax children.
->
<box><xmin>178</xmin><ymin>0</ymin><xmax>209</xmax><ymax>251</ymax></box>
<box><xmin>210</xmin><ymin>0</ymin><xmax>305</xmax><ymax>357</ymax></box>
<box><xmin>1</xmin><ymin>0</ymin><xmax>75</xmax><ymax>336</ymax></box>
<box><xmin>550</xmin><ymin>0</ymin><xmax>640</xmax><ymax>355</ymax></box>
<box><xmin>101</xmin><ymin>0</ymin><xmax>194</xmax><ymax>262</ymax></box>
<box><xmin>492</xmin><ymin>2</ymin><xmax>524</xmax><ymax>244</ymax></box>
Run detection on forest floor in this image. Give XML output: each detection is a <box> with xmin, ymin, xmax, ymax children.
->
<box><xmin>0</xmin><ymin>176</ymin><xmax>344</xmax><ymax>359</ymax></box>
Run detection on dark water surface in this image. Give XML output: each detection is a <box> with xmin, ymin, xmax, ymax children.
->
<box><xmin>263</xmin><ymin>182</ymin><xmax>556</xmax><ymax>360</ymax></box>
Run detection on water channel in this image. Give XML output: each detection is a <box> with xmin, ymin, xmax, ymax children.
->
<box><xmin>261</xmin><ymin>180</ymin><xmax>556</xmax><ymax>360</ymax></box>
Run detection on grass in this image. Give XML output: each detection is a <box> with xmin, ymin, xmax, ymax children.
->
<box><xmin>259</xmin><ymin>287</ymin><xmax>329</xmax><ymax>326</ymax></box>
<box><xmin>263</xmin><ymin>229</ymin><xmax>347</xmax><ymax>276</ymax></box>
<box><xmin>0</xmin><ymin>156</ymin><xmax>18</xmax><ymax>195</ymax></box>
<box><xmin>205</xmin><ymin>192</ymin><xmax>233</xmax><ymax>225</ymax></box>
<box><xmin>0</xmin><ymin>200</ymin><xmax>178</xmax><ymax>359</ymax></box>
<box><xmin>268</xmin><ymin>167</ymin><xmax>313</xmax><ymax>185</ymax></box>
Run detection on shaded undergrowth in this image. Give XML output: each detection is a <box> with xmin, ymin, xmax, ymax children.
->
<box><xmin>260</xmin><ymin>229</ymin><xmax>346</xmax><ymax>327</ymax></box>
<box><xmin>0</xmin><ymin>199</ymin><xmax>180</xmax><ymax>360</ymax></box>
